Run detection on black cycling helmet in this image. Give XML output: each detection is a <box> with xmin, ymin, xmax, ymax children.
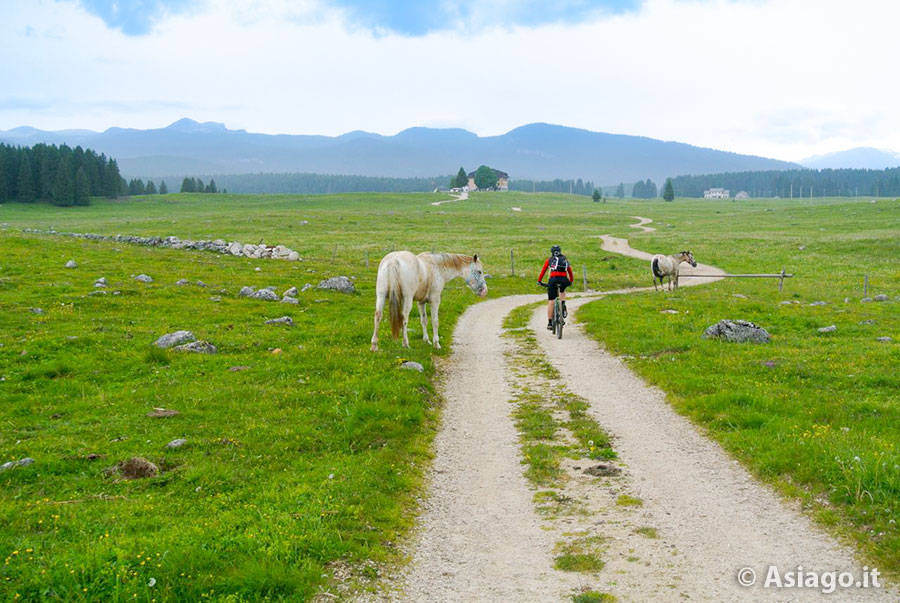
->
<box><xmin>550</xmin><ymin>245</ymin><xmax>561</xmax><ymax>256</ymax></box>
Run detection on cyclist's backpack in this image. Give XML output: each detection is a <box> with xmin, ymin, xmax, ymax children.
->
<box><xmin>550</xmin><ymin>254</ymin><xmax>569</xmax><ymax>272</ymax></box>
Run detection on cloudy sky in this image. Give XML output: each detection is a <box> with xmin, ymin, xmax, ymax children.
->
<box><xmin>2</xmin><ymin>0</ymin><xmax>898</xmax><ymax>162</ymax></box>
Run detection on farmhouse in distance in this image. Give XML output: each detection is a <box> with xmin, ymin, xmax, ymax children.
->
<box><xmin>468</xmin><ymin>168</ymin><xmax>509</xmax><ymax>191</ymax></box>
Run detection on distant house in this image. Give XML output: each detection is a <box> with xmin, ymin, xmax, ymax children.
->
<box><xmin>468</xmin><ymin>168</ymin><xmax>509</xmax><ymax>191</ymax></box>
<box><xmin>704</xmin><ymin>187</ymin><xmax>730</xmax><ymax>199</ymax></box>
<box><xmin>735</xmin><ymin>191</ymin><xmax>750</xmax><ymax>200</ymax></box>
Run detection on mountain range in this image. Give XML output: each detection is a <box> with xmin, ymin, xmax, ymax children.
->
<box><xmin>1</xmin><ymin>118</ymin><xmax>805</xmax><ymax>185</ymax></box>
<box><xmin>800</xmin><ymin>147</ymin><xmax>900</xmax><ymax>170</ymax></box>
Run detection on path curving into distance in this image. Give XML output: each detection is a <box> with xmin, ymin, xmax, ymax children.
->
<box><xmin>388</xmin><ymin>236</ymin><xmax>895</xmax><ymax>602</ymax></box>
<box><xmin>629</xmin><ymin>215</ymin><xmax>657</xmax><ymax>232</ymax></box>
<box><xmin>431</xmin><ymin>191</ymin><xmax>468</xmax><ymax>206</ymax></box>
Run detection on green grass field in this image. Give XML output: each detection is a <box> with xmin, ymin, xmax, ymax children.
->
<box><xmin>1</xmin><ymin>192</ymin><xmax>898</xmax><ymax>599</ymax></box>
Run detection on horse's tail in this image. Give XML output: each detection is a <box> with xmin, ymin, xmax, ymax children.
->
<box><xmin>651</xmin><ymin>257</ymin><xmax>663</xmax><ymax>279</ymax></box>
<box><xmin>388</xmin><ymin>261</ymin><xmax>404</xmax><ymax>338</ymax></box>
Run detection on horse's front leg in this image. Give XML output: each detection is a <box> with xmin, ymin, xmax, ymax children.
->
<box><xmin>430</xmin><ymin>297</ymin><xmax>442</xmax><ymax>349</ymax></box>
<box><xmin>418</xmin><ymin>301</ymin><xmax>431</xmax><ymax>345</ymax></box>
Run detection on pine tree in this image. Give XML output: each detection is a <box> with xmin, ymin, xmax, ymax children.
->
<box><xmin>0</xmin><ymin>153</ymin><xmax>7</xmax><ymax>203</ymax></box>
<box><xmin>592</xmin><ymin>189</ymin><xmax>601</xmax><ymax>203</ymax></box>
<box><xmin>615</xmin><ymin>183</ymin><xmax>625</xmax><ymax>199</ymax></box>
<box><xmin>105</xmin><ymin>159</ymin><xmax>122</xmax><ymax>198</ymax></box>
<box><xmin>74</xmin><ymin>166</ymin><xmax>91</xmax><ymax>205</ymax></box>
<box><xmin>18</xmin><ymin>153</ymin><xmax>36</xmax><ymax>202</ymax></box>
<box><xmin>159</xmin><ymin>181</ymin><xmax>168</xmax><ymax>194</ymax></box>
<box><xmin>180</xmin><ymin>177</ymin><xmax>194</xmax><ymax>193</ymax></box>
<box><xmin>145</xmin><ymin>181</ymin><xmax>157</xmax><ymax>195</ymax></box>
<box><xmin>206</xmin><ymin>178</ymin><xmax>217</xmax><ymax>193</ymax></box>
<box><xmin>663</xmin><ymin>178</ymin><xmax>675</xmax><ymax>201</ymax></box>
<box><xmin>454</xmin><ymin>167</ymin><xmax>467</xmax><ymax>188</ymax></box>
<box><xmin>52</xmin><ymin>154</ymin><xmax>75</xmax><ymax>206</ymax></box>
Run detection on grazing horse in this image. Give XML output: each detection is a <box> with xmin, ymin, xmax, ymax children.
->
<box><xmin>651</xmin><ymin>250</ymin><xmax>697</xmax><ymax>291</ymax></box>
<box><xmin>371</xmin><ymin>251</ymin><xmax>488</xmax><ymax>351</ymax></box>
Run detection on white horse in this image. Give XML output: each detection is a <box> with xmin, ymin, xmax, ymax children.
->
<box><xmin>651</xmin><ymin>250</ymin><xmax>697</xmax><ymax>291</ymax></box>
<box><xmin>371</xmin><ymin>251</ymin><xmax>487</xmax><ymax>351</ymax></box>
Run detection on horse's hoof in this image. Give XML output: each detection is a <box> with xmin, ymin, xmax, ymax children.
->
<box><xmin>434</xmin><ymin>342</ymin><xmax>441</xmax><ymax>349</ymax></box>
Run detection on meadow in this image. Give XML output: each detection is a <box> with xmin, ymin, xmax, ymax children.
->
<box><xmin>0</xmin><ymin>192</ymin><xmax>644</xmax><ymax>601</ymax></box>
<box><xmin>0</xmin><ymin>192</ymin><xmax>897</xmax><ymax>599</ymax></box>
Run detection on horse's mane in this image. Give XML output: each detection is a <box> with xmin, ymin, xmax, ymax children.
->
<box><xmin>424</xmin><ymin>252</ymin><xmax>472</xmax><ymax>271</ymax></box>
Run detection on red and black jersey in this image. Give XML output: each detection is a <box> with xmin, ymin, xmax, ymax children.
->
<box><xmin>538</xmin><ymin>255</ymin><xmax>574</xmax><ymax>282</ymax></box>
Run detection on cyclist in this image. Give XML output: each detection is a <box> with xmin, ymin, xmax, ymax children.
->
<box><xmin>537</xmin><ymin>245</ymin><xmax>574</xmax><ymax>331</ymax></box>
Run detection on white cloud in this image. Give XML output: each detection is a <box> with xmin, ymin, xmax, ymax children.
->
<box><xmin>1</xmin><ymin>0</ymin><xmax>898</xmax><ymax>161</ymax></box>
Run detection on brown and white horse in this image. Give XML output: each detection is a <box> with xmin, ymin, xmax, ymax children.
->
<box><xmin>371</xmin><ymin>251</ymin><xmax>487</xmax><ymax>351</ymax></box>
<box><xmin>651</xmin><ymin>250</ymin><xmax>697</xmax><ymax>291</ymax></box>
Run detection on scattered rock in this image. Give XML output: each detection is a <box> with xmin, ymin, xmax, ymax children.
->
<box><xmin>196</xmin><ymin>280</ymin><xmax>207</xmax><ymax>287</ymax></box>
<box><xmin>176</xmin><ymin>278</ymin><xmax>190</xmax><ymax>286</ymax></box>
<box><xmin>94</xmin><ymin>277</ymin><xmax>108</xmax><ymax>288</ymax></box>
<box><xmin>779</xmin><ymin>300</ymin><xmax>800</xmax><ymax>305</ymax></box>
<box><xmin>254</xmin><ymin>267</ymin><xmax>261</xmax><ymax>272</ymax></box>
<box><xmin>798</xmin><ymin>245</ymin><xmax>806</xmax><ymax>250</ymax></box>
<box><xmin>154</xmin><ymin>330</ymin><xmax>196</xmax><ymax>348</ymax></box>
<box><xmin>876</xmin><ymin>336</ymin><xmax>893</xmax><ymax>343</ymax></box>
<box><xmin>174</xmin><ymin>340</ymin><xmax>217</xmax><ymax>354</ymax></box>
<box><xmin>584</xmin><ymin>463</ymin><xmax>620</xmax><ymax>477</ymax></box>
<box><xmin>265</xmin><ymin>316</ymin><xmax>294</xmax><ymax>326</ymax></box>
<box><xmin>808</xmin><ymin>301</ymin><xmax>827</xmax><ymax>306</ymax></box>
<box><xmin>135</xmin><ymin>274</ymin><xmax>153</xmax><ymax>283</ymax></box>
<box><xmin>861</xmin><ymin>297</ymin><xmax>872</xmax><ymax>303</ymax></box>
<box><xmin>209</xmin><ymin>296</ymin><xmax>222</xmax><ymax>302</ymax></box>
<box><xmin>301</xmin><ymin>283</ymin><xmax>313</xmax><ymax>292</ymax></box>
<box><xmin>146</xmin><ymin>408</ymin><xmax>179</xmax><ymax>417</ymax></box>
<box><xmin>110</xmin><ymin>457</ymin><xmax>158</xmax><ymax>480</ymax></box>
<box><xmin>660</xmin><ymin>309</ymin><xmax>679</xmax><ymax>314</ymax></box>
<box><xmin>284</xmin><ymin>286</ymin><xmax>299</xmax><ymax>297</ymax></box>
<box><xmin>0</xmin><ymin>458</ymin><xmax>35</xmax><ymax>472</ymax></box>
<box><xmin>732</xmin><ymin>294</ymin><xmax>747</xmax><ymax>299</ymax></box>
<box><xmin>65</xmin><ymin>260</ymin><xmax>77</xmax><ymax>268</ymax></box>
<box><xmin>29</xmin><ymin>307</ymin><xmax>45</xmax><ymax>315</ymax></box>
<box><xmin>400</xmin><ymin>361</ymin><xmax>424</xmax><ymax>372</ymax></box>
<box><xmin>165</xmin><ymin>438</ymin><xmax>187</xmax><ymax>449</ymax></box>
<box><xmin>763</xmin><ymin>360</ymin><xmax>778</xmax><ymax>368</ymax></box>
<box><xmin>317</xmin><ymin>276</ymin><xmax>356</xmax><ymax>293</ymax></box>
<box><xmin>818</xmin><ymin>325</ymin><xmax>837</xmax><ymax>333</ymax></box>
<box><xmin>859</xmin><ymin>319</ymin><xmax>876</xmax><ymax>325</ymax></box>
<box><xmin>228</xmin><ymin>365</ymin><xmax>250</xmax><ymax>372</ymax></box>
<box><xmin>281</xmin><ymin>296</ymin><xmax>299</xmax><ymax>304</ymax></box>
<box><xmin>702</xmin><ymin>320</ymin><xmax>771</xmax><ymax>343</ymax></box>
<box><xmin>874</xmin><ymin>294</ymin><xmax>889</xmax><ymax>302</ymax></box>
<box><xmin>238</xmin><ymin>286</ymin><xmax>255</xmax><ymax>297</ymax></box>
<box><xmin>251</xmin><ymin>289</ymin><xmax>279</xmax><ymax>301</ymax></box>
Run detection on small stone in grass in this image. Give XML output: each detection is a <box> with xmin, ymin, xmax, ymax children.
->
<box><xmin>284</xmin><ymin>286</ymin><xmax>299</xmax><ymax>297</ymax></box>
<box><xmin>265</xmin><ymin>316</ymin><xmax>294</xmax><ymax>326</ymax></box>
<box><xmin>135</xmin><ymin>274</ymin><xmax>153</xmax><ymax>283</ymax></box>
<box><xmin>400</xmin><ymin>361</ymin><xmax>424</xmax><ymax>372</ymax></box>
<box><xmin>30</xmin><ymin>307</ymin><xmax>45</xmax><ymax>315</ymax></box>
<box><xmin>174</xmin><ymin>340</ymin><xmax>217</xmax><ymax>354</ymax></box>
<box><xmin>196</xmin><ymin>280</ymin><xmax>207</xmax><ymax>287</ymax></box>
<box><xmin>281</xmin><ymin>296</ymin><xmax>299</xmax><ymax>304</ymax></box>
<box><xmin>301</xmin><ymin>283</ymin><xmax>313</xmax><ymax>292</ymax></box>
<box><xmin>209</xmin><ymin>296</ymin><xmax>222</xmax><ymax>302</ymax></box>
<box><xmin>859</xmin><ymin>319</ymin><xmax>876</xmax><ymax>325</ymax></box>
<box><xmin>228</xmin><ymin>365</ymin><xmax>250</xmax><ymax>372</ymax></box>
<box><xmin>166</xmin><ymin>438</ymin><xmax>187</xmax><ymax>449</ymax></box>
<box><xmin>254</xmin><ymin>267</ymin><xmax>261</xmax><ymax>272</ymax></box>
<box><xmin>876</xmin><ymin>336</ymin><xmax>893</xmax><ymax>343</ymax></box>
<box><xmin>874</xmin><ymin>294</ymin><xmax>889</xmax><ymax>302</ymax></box>
<box><xmin>111</xmin><ymin>457</ymin><xmax>158</xmax><ymax>479</ymax></box>
<box><xmin>146</xmin><ymin>408</ymin><xmax>179</xmax><ymax>418</ymax></box>
<box><xmin>818</xmin><ymin>325</ymin><xmax>837</xmax><ymax>333</ymax></box>
<box><xmin>65</xmin><ymin>260</ymin><xmax>77</xmax><ymax>268</ymax></box>
<box><xmin>861</xmin><ymin>297</ymin><xmax>872</xmax><ymax>303</ymax></box>
<box><xmin>238</xmin><ymin>286</ymin><xmax>255</xmax><ymax>297</ymax></box>
<box><xmin>733</xmin><ymin>294</ymin><xmax>747</xmax><ymax>299</ymax></box>
<box><xmin>0</xmin><ymin>458</ymin><xmax>35</xmax><ymax>472</ymax></box>
<box><xmin>808</xmin><ymin>301</ymin><xmax>827</xmax><ymax>306</ymax></box>
<box><xmin>176</xmin><ymin>279</ymin><xmax>190</xmax><ymax>286</ymax></box>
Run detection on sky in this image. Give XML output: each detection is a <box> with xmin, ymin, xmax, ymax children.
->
<box><xmin>2</xmin><ymin>0</ymin><xmax>899</xmax><ymax>162</ymax></box>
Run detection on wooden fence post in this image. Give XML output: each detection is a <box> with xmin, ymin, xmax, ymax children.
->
<box><xmin>510</xmin><ymin>250</ymin><xmax>515</xmax><ymax>276</ymax></box>
<box><xmin>332</xmin><ymin>244</ymin><xmax>338</xmax><ymax>262</ymax></box>
<box><xmin>582</xmin><ymin>265</ymin><xmax>588</xmax><ymax>291</ymax></box>
<box><xmin>864</xmin><ymin>274</ymin><xmax>868</xmax><ymax>297</ymax></box>
<box><xmin>779</xmin><ymin>268</ymin><xmax>785</xmax><ymax>292</ymax></box>
<box><xmin>365</xmin><ymin>251</ymin><xmax>369</xmax><ymax>269</ymax></box>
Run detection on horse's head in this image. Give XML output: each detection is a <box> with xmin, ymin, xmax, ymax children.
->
<box><xmin>681</xmin><ymin>251</ymin><xmax>697</xmax><ymax>267</ymax></box>
<box><xmin>465</xmin><ymin>255</ymin><xmax>488</xmax><ymax>297</ymax></box>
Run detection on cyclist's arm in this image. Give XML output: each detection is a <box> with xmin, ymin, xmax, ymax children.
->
<box><xmin>537</xmin><ymin>258</ymin><xmax>550</xmax><ymax>282</ymax></box>
<box><xmin>567</xmin><ymin>264</ymin><xmax>574</xmax><ymax>282</ymax></box>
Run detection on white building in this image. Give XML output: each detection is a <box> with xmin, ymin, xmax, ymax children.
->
<box><xmin>704</xmin><ymin>188</ymin><xmax>730</xmax><ymax>199</ymax></box>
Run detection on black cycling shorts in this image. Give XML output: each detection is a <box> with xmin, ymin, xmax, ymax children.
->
<box><xmin>547</xmin><ymin>276</ymin><xmax>570</xmax><ymax>300</ymax></box>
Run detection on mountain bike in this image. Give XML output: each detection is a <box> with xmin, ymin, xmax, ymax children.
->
<box><xmin>538</xmin><ymin>282</ymin><xmax>565</xmax><ymax>339</ymax></box>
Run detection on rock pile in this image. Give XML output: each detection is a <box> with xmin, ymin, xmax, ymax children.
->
<box><xmin>21</xmin><ymin>228</ymin><xmax>302</xmax><ymax>262</ymax></box>
<box><xmin>702</xmin><ymin>320</ymin><xmax>771</xmax><ymax>343</ymax></box>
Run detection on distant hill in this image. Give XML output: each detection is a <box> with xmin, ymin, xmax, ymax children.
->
<box><xmin>0</xmin><ymin>119</ymin><xmax>799</xmax><ymax>185</ymax></box>
<box><xmin>801</xmin><ymin>147</ymin><xmax>900</xmax><ymax>170</ymax></box>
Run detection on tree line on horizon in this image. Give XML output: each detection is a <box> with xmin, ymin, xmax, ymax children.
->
<box><xmin>0</xmin><ymin>143</ymin><xmax>124</xmax><ymax>206</ymax></box>
<box><xmin>669</xmin><ymin>167</ymin><xmax>900</xmax><ymax>198</ymax></box>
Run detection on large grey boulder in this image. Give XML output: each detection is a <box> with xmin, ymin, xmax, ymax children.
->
<box><xmin>702</xmin><ymin>320</ymin><xmax>770</xmax><ymax>343</ymax></box>
<box><xmin>155</xmin><ymin>330</ymin><xmax>196</xmax><ymax>348</ymax></box>
<box><xmin>251</xmin><ymin>289</ymin><xmax>279</xmax><ymax>301</ymax></box>
<box><xmin>284</xmin><ymin>286</ymin><xmax>299</xmax><ymax>297</ymax></box>
<box><xmin>317</xmin><ymin>276</ymin><xmax>356</xmax><ymax>293</ymax></box>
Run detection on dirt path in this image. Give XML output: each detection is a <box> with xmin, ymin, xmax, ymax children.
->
<box><xmin>389</xmin><ymin>237</ymin><xmax>895</xmax><ymax>601</ymax></box>
<box><xmin>431</xmin><ymin>191</ymin><xmax>468</xmax><ymax>206</ymax></box>
<box><xmin>629</xmin><ymin>215</ymin><xmax>656</xmax><ymax>232</ymax></box>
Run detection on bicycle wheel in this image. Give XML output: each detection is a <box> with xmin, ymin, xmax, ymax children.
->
<box><xmin>555</xmin><ymin>301</ymin><xmax>563</xmax><ymax>339</ymax></box>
